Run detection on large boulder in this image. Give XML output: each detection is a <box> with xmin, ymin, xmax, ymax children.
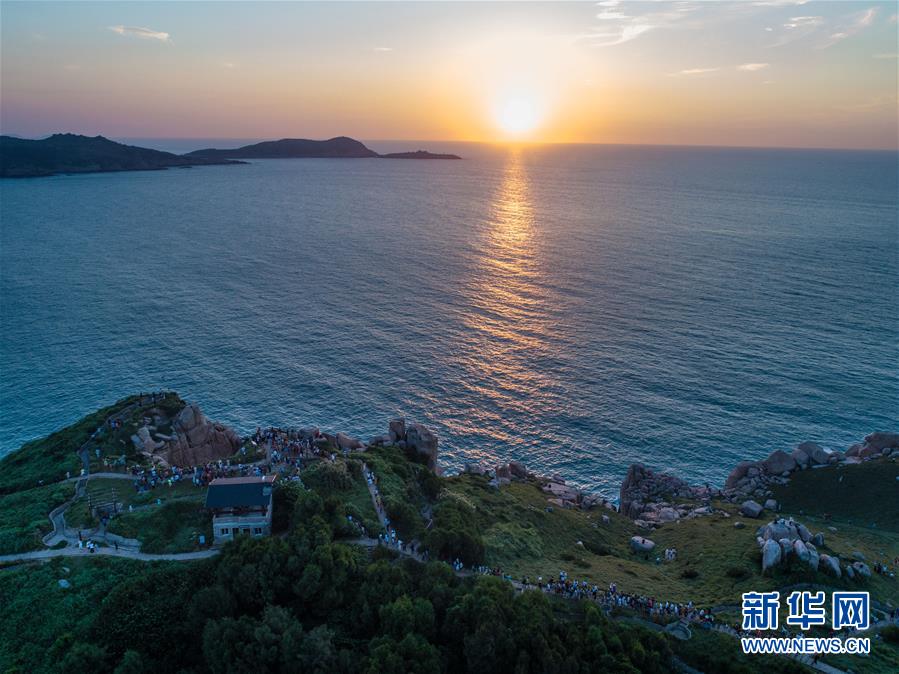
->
<box><xmin>630</xmin><ymin>536</ymin><xmax>656</xmax><ymax>554</ymax></box>
<box><xmin>726</xmin><ymin>461</ymin><xmax>757</xmax><ymax>490</ymax></box>
<box><xmin>791</xmin><ymin>447</ymin><xmax>810</xmax><ymax>468</ymax></box>
<box><xmin>495</xmin><ymin>463</ymin><xmax>512</xmax><ymax>479</ymax></box>
<box><xmin>509</xmin><ymin>461</ymin><xmax>528</xmax><ymax>479</ymax></box>
<box><xmin>741</xmin><ymin>500</ymin><xmax>764</xmax><ymax>518</ymax></box>
<box><xmin>174</xmin><ymin>404</ymin><xmax>206</xmax><ymax>434</ymax></box>
<box><xmin>793</xmin><ymin>539</ymin><xmax>811</xmax><ymax>562</ymax></box>
<box><xmin>797</xmin><ymin>523</ymin><xmax>812</xmax><ymax>543</ymax></box>
<box><xmin>851</xmin><ymin>561</ymin><xmax>872</xmax><ymax>578</ymax></box>
<box><xmin>137</xmin><ymin>426</ymin><xmax>159</xmax><ymax>453</ymax></box>
<box><xmin>658</xmin><ymin>507</ymin><xmax>680</xmax><ymax>522</ymax></box>
<box><xmin>798</xmin><ymin>441</ymin><xmax>830</xmax><ymax>465</ymax></box>
<box><xmin>336</xmin><ymin>432</ymin><xmax>363</xmax><ymax>451</ymax></box>
<box><xmin>405</xmin><ymin>423</ymin><xmax>438</xmax><ymax>471</ymax></box>
<box><xmin>762</xmin><ymin>450</ymin><xmax>796</xmax><ymax>475</ymax></box>
<box><xmin>388</xmin><ymin>418</ymin><xmax>406</xmax><ymax>443</ymax></box>
<box><xmin>819</xmin><ymin>554</ymin><xmax>841</xmax><ymax>578</ymax></box>
<box><xmin>762</xmin><ymin>539</ymin><xmax>782</xmax><ymax>572</ymax></box>
<box><xmin>807</xmin><ymin>549</ymin><xmax>820</xmax><ymax>571</ymax></box>
<box><xmin>544</xmin><ymin>482</ymin><xmax>579</xmax><ymax>501</ymax></box>
<box><xmin>863</xmin><ymin>432</ymin><xmax>899</xmax><ymax>452</ymax></box>
<box><xmin>762</xmin><ymin>520</ymin><xmax>794</xmax><ymax>541</ymax></box>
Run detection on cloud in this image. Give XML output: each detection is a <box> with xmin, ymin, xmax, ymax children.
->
<box><xmin>223</xmin><ymin>62</ymin><xmax>236</xmax><ymax>69</ymax></box>
<box><xmin>108</xmin><ymin>25</ymin><xmax>170</xmax><ymax>42</ymax></box>
<box><xmin>373</xmin><ymin>47</ymin><xmax>394</xmax><ymax>52</ymax></box>
<box><xmin>820</xmin><ymin>7</ymin><xmax>878</xmax><ymax>47</ymax></box>
<box><xmin>670</xmin><ymin>67</ymin><xmax>720</xmax><ymax>76</ymax></box>
<box><xmin>752</xmin><ymin>1</ymin><xmax>809</xmax><ymax>5</ymax></box>
<box><xmin>783</xmin><ymin>16</ymin><xmax>823</xmax><ymax>30</ymax></box>
<box><xmin>873</xmin><ymin>52</ymin><xmax>899</xmax><ymax>59</ymax></box>
<box><xmin>579</xmin><ymin>1</ymin><xmax>704</xmax><ymax>47</ymax></box>
<box><xmin>738</xmin><ymin>63</ymin><xmax>770</xmax><ymax>71</ymax></box>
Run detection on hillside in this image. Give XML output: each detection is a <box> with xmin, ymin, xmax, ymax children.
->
<box><xmin>0</xmin><ymin>134</ymin><xmax>244</xmax><ymax>178</ymax></box>
<box><xmin>0</xmin><ymin>396</ymin><xmax>897</xmax><ymax>673</ymax></box>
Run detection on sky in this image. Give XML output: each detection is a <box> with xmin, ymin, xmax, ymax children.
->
<box><xmin>1</xmin><ymin>1</ymin><xmax>897</xmax><ymax>149</ymax></box>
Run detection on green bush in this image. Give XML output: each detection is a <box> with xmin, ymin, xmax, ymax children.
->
<box><xmin>426</xmin><ymin>498</ymin><xmax>484</xmax><ymax>565</ymax></box>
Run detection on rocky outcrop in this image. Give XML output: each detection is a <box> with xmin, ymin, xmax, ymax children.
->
<box><xmin>619</xmin><ymin>463</ymin><xmax>709</xmax><ymax>523</ymax></box>
<box><xmin>389</xmin><ymin>418</ymin><xmax>406</xmax><ymax>443</ymax></box>
<box><xmin>405</xmin><ymin>423</ymin><xmax>438</xmax><ymax>471</ymax></box>
<box><xmin>158</xmin><ymin>403</ymin><xmax>242</xmax><ymax>466</ymax></box>
<box><xmin>761</xmin><ymin>450</ymin><xmax>796</xmax><ymax>475</ymax></box>
<box><xmin>862</xmin><ymin>432</ymin><xmax>899</xmax><ymax>452</ymax></box>
<box><xmin>753</xmin><ymin>518</ymin><xmax>840</xmax><ymax>575</ymax></box>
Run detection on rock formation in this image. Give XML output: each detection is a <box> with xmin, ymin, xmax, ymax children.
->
<box><xmin>405</xmin><ymin>423</ymin><xmax>439</xmax><ymax>471</ymax></box>
<box><xmin>156</xmin><ymin>403</ymin><xmax>242</xmax><ymax>466</ymax></box>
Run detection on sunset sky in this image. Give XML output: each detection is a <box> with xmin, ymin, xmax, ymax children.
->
<box><xmin>1</xmin><ymin>1</ymin><xmax>897</xmax><ymax>149</ymax></box>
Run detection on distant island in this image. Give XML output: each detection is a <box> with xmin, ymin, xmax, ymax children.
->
<box><xmin>185</xmin><ymin>136</ymin><xmax>461</xmax><ymax>161</ymax></box>
<box><xmin>0</xmin><ymin>134</ymin><xmax>245</xmax><ymax>178</ymax></box>
<box><xmin>1</xmin><ymin>134</ymin><xmax>461</xmax><ymax>178</ymax></box>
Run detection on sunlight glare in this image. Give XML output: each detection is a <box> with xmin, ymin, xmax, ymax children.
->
<box><xmin>496</xmin><ymin>95</ymin><xmax>540</xmax><ymax>136</ymax></box>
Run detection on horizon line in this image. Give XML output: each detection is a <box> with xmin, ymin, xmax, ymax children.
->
<box><xmin>4</xmin><ymin>131</ymin><xmax>897</xmax><ymax>153</ymax></box>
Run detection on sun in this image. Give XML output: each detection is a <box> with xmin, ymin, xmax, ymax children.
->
<box><xmin>495</xmin><ymin>95</ymin><xmax>541</xmax><ymax>136</ymax></box>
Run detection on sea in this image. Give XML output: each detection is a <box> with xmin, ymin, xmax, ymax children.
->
<box><xmin>1</xmin><ymin>140</ymin><xmax>896</xmax><ymax>495</ymax></box>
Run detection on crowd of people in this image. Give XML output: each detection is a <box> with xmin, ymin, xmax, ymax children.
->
<box><xmin>126</xmin><ymin>460</ymin><xmax>271</xmax><ymax>492</ymax></box>
<box><xmin>464</xmin><ymin>567</ymin><xmax>718</xmax><ymax>627</ymax></box>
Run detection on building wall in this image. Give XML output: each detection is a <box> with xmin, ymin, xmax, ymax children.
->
<box><xmin>211</xmin><ymin>499</ymin><xmax>273</xmax><ymax>542</ymax></box>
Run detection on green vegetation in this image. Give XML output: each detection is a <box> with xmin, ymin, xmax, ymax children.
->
<box><xmin>822</xmin><ymin>636</ymin><xmax>899</xmax><ymax>674</ymax></box>
<box><xmin>0</xmin><ymin>396</ymin><xmax>142</xmax><ymax>495</ymax></box>
<box><xmin>437</xmin><ymin>470</ymin><xmax>899</xmax><ymax>610</ymax></box>
<box><xmin>0</xmin><ymin>489</ymin><xmax>678</xmax><ymax>674</ymax></box>
<box><xmin>0</xmin><ymin>482</ymin><xmax>74</xmax><ymax>554</ymax></box>
<box><xmin>2</xmin><ymin>398</ymin><xmax>897</xmax><ymax>674</ymax></box>
<box><xmin>0</xmin><ymin>393</ymin><xmax>186</xmax><ymax>495</ymax></box>
<box><xmin>301</xmin><ymin>458</ymin><xmax>381</xmax><ymax>534</ymax></box>
<box><xmin>770</xmin><ymin>457</ymin><xmax>899</xmax><ymax>531</ymax></box>
<box><xmin>671</xmin><ymin>626</ymin><xmax>807</xmax><ymax>674</ymax></box>
<box><xmin>107</xmin><ymin>501</ymin><xmax>212</xmax><ymax>553</ymax></box>
<box><xmin>363</xmin><ymin>445</ymin><xmax>439</xmax><ymax>539</ymax></box>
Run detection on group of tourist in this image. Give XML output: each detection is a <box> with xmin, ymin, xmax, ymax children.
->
<box><xmin>663</xmin><ymin>547</ymin><xmax>678</xmax><ymax>562</ymax></box>
<box><xmin>125</xmin><ymin>459</ymin><xmax>270</xmax><ymax>493</ymax></box>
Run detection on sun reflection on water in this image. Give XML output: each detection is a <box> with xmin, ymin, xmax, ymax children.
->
<box><xmin>452</xmin><ymin>149</ymin><xmax>564</xmax><ymax>457</ymax></box>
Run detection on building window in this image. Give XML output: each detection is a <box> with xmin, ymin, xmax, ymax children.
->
<box><xmin>253</xmin><ymin>527</ymin><xmax>263</xmax><ymax>535</ymax></box>
<box><xmin>220</xmin><ymin>528</ymin><xmax>229</xmax><ymax>535</ymax></box>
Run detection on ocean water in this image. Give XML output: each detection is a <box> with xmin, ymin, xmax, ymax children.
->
<box><xmin>1</xmin><ymin>142</ymin><xmax>897</xmax><ymax>495</ymax></box>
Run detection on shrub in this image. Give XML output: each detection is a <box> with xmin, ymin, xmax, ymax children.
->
<box><xmin>680</xmin><ymin>569</ymin><xmax>699</xmax><ymax>579</ymax></box>
<box><xmin>882</xmin><ymin>625</ymin><xmax>899</xmax><ymax>645</ymax></box>
<box><xmin>426</xmin><ymin>498</ymin><xmax>484</xmax><ymax>565</ymax></box>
